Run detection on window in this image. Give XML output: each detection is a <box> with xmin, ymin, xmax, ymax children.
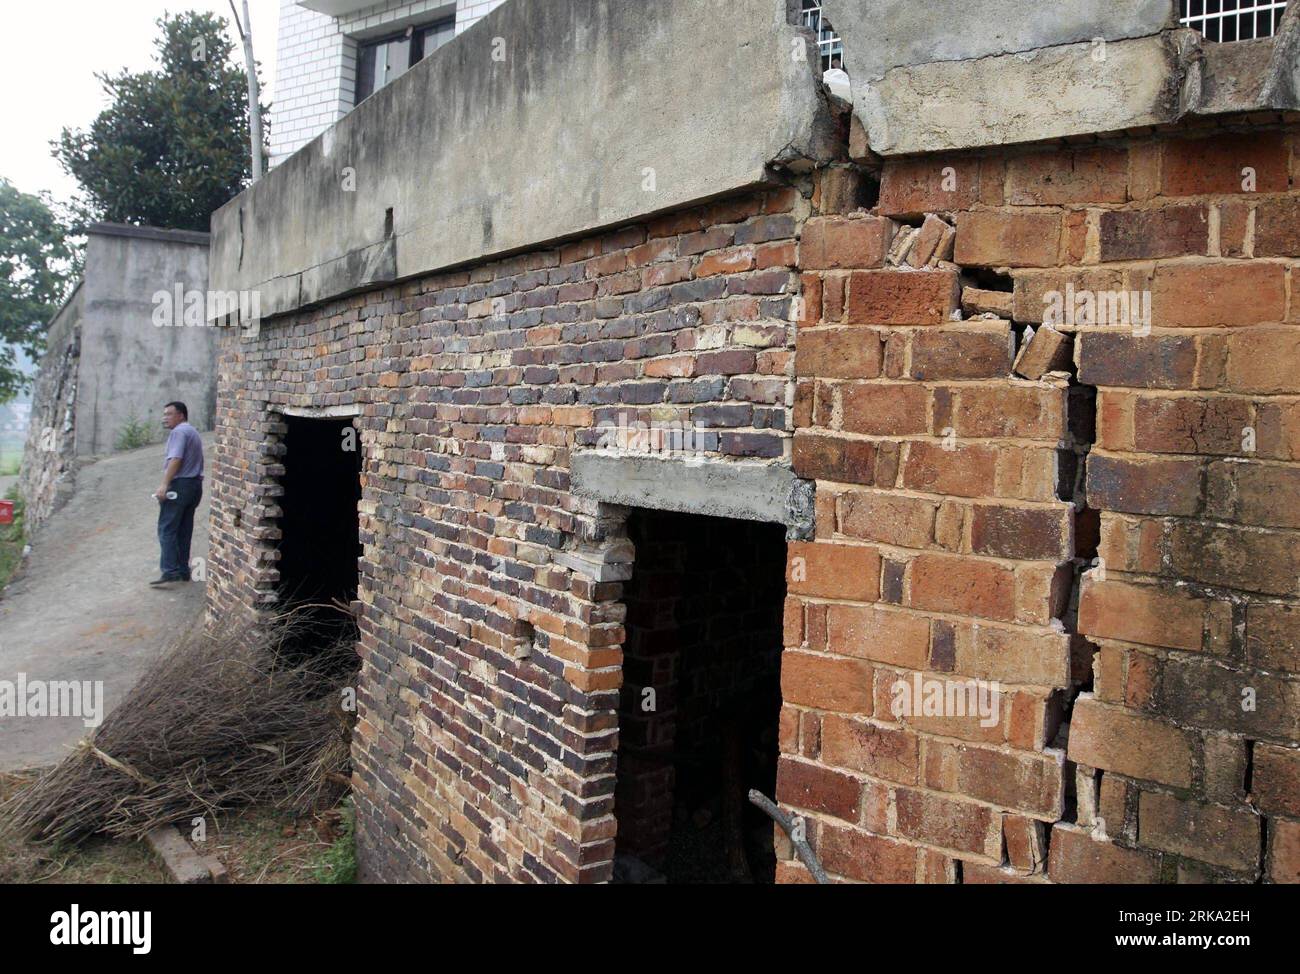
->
<box><xmin>800</xmin><ymin>0</ymin><xmax>845</xmax><ymax>72</ymax></box>
<box><xmin>1179</xmin><ymin>0</ymin><xmax>1290</xmax><ymax>41</ymax></box>
<box><xmin>355</xmin><ymin>18</ymin><xmax>456</xmax><ymax>104</ymax></box>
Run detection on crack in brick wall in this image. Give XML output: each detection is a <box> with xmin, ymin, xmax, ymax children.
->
<box><xmin>784</xmin><ymin>123</ymin><xmax>1300</xmax><ymax>885</ymax></box>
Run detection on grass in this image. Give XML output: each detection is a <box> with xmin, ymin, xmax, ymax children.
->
<box><xmin>0</xmin><ymin>771</ymin><xmax>169</xmax><ymax>884</ymax></box>
<box><xmin>0</xmin><ymin>487</ymin><xmax>24</xmax><ymax>590</ymax></box>
<box><xmin>0</xmin><ymin>453</ymin><xmax>19</xmax><ymax>477</ymax></box>
<box><xmin>0</xmin><ymin>770</ymin><xmax>350</xmax><ymax>884</ymax></box>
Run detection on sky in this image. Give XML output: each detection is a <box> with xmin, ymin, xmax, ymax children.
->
<box><xmin>0</xmin><ymin>0</ymin><xmax>281</xmax><ymax>206</ymax></box>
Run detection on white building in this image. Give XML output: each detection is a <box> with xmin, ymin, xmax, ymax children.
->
<box><xmin>270</xmin><ymin>0</ymin><xmax>509</xmax><ymax>167</ymax></box>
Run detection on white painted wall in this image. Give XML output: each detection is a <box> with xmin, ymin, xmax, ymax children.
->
<box><xmin>270</xmin><ymin>0</ymin><xmax>509</xmax><ymax>167</ymax></box>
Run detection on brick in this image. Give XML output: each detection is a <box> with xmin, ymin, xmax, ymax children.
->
<box><xmin>821</xmin><ymin>715</ymin><xmax>920</xmax><ymax>784</ymax></box>
<box><xmin>906</xmin><ymin>214</ymin><xmax>954</xmax><ymax>268</ymax></box>
<box><xmin>695</xmin><ymin>247</ymin><xmax>754</xmax><ymax>277</ymax></box>
<box><xmin>1168</xmin><ymin>521</ymin><xmax>1300</xmax><ymax>596</ymax></box>
<box><xmin>1253</xmin><ymin>743</ymin><xmax>1300</xmax><ymax>818</ymax></box>
<box><xmin>895</xmin><ymin>788</ymin><xmax>999</xmax><ymax>857</ymax></box>
<box><xmin>956</xmin><ymin>623</ymin><xmax>1072</xmax><ymax>687</ymax></box>
<box><xmin>909</xmin><ymin>326</ymin><xmax>1013</xmax><ymax>380</ymax></box>
<box><xmin>878</xmin><ymin>157</ymin><xmax>982</xmax><ymax>217</ymax></box>
<box><xmin>1078</xmin><ymin>576</ymin><xmax>1230</xmax><ymax>653</ymax></box>
<box><xmin>1012</xmin><ymin>268</ymin><xmax>1124</xmax><ymax>325</ymax></box>
<box><xmin>1207</xmin><ymin>460</ymin><xmax>1300</xmax><ymax>529</ymax></box>
<box><xmin>795</xmin><ymin>328</ymin><xmax>884</xmax><ymax>380</ymax></box>
<box><xmin>801</xmin><ymin>216</ymin><xmax>893</xmax><ymax>270</ymax></box>
<box><xmin>780</xmin><ymin>651</ymin><xmax>874</xmax><ymax>714</ymax></box>
<box><xmin>924</xmin><ymin>741</ymin><xmax>1064</xmax><ymax>818</ymax></box>
<box><xmin>1006</xmin><ymin>147</ymin><xmax>1129</xmax><ymax>205</ymax></box>
<box><xmin>1132</xmin><ymin>395</ymin><xmax>1252</xmax><ymax>456</ymax></box>
<box><xmin>839</xmin><ymin>490</ymin><xmax>937</xmax><ymax>550</ymax></box>
<box><xmin>1012</xmin><ymin>325</ymin><xmax>1072</xmax><ymax>381</ymax></box>
<box><xmin>775</xmin><ymin>757</ymin><xmax>862</xmax><ymax>822</ymax></box>
<box><xmin>961</xmin><ymin>286</ymin><xmax>1014</xmax><ymax>318</ymax></box>
<box><xmin>1245</xmin><ymin>602</ymin><xmax>1300</xmax><ymax>673</ymax></box>
<box><xmin>793</xmin><ymin>432</ymin><xmax>878</xmax><ymax>485</ymax></box>
<box><xmin>787</xmin><ymin>542</ymin><xmax>881</xmax><ymax>601</ymax></box>
<box><xmin>1271</xmin><ymin>819</ymin><xmax>1300</xmax><ymax>884</ymax></box>
<box><xmin>826</xmin><ymin>603</ymin><xmax>931</xmax><ymax>669</ymax></box>
<box><xmin>1150</xmin><ymin>262</ymin><xmax>1285</xmax><ymax>328</ymax></box>
<box><xmin>1097</xmin><ymin>205</ymin><xmax>1208</xmax><ymax>261</ymax></box>
<box><xmin>1222</xmin><ymin>328</ymin><xmax>1300</xmax><ymax>394</ymax></box>
<box><xmin>818</xmin><ymin>823</ymin><xmax>919</xmax><ymax>883</ymax></box>
<box><xmin>1161</xmin><ymin>132</ymin><xmax>1289</xmax><ymax>196</ymax></box>
<box><xmin>954</xmin><ymin>211</ymin><xmax>1062</xmax><ymax>268</ymax></box>
<box><xmin>1076</xmin><ymin>332</ymin><xmax>1201</xmax><ymax>390</ymax></box>
<box><xmin>1254</xmin><ymin>196</ymin><xmax>1300</xmax><ymax>256</ymax></box>
<box><xmin>1003</xmin><ymin>815</ymin><xmax>1047</xmax><ymax>873</ymax></box>
<box><xmin>909</xmin><ymin>554</ymin><xmax>1016</xmax><ymax>622</ymax></box>
<box><xmin>840</xmin><ymin>384</ymin><xmax>928</xmax><ymax>436</ymax></box>
<box><xmin>902</xmin><ymin>442</ymin><xmax>998</xmax><ymax>498</ymax></box>
<box><xmin>1047</xmin><ymin>824</ymin><xmax>1160</xmax><ymax>883</ymax></box>
<box><xmin>970</xmin><ymin>503</ymin><xmax>1072</xmax><ymax>561</ymax></box>
<box><xmin>1085</xmin><ymin>452</ymin><xmax>1202</xmax><ymax>516</ymax></box>
<box><xmin>946</xmin><ymin>385</ymin><xmax>1066</xmax><ymax>440</ymax></box>
<box><xmin>1155</xmin><ymin>653</ymin><xmax>1300</xmax><ymax>739</ymax></box>
<box><xmin>844</xmin><ymin>270</ymin><xmax>960</xmax><ymax>326</ymax></box>
<box><xmin>1068</xmin><ymin>695</ymin><xmax>1195</xmax><ymax>788</ymax></box>
<box><xmin>1137</xmin><ymin>791</ymin><xmax>1260</xmax><ymax>872</ymax></box>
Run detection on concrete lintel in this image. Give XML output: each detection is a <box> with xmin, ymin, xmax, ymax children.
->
<box><xmin>571</xmin><ymin>452</ymin><xmax>813</xmax><ymax>537</ymax></box>
<box><xmin>276</xmin><ymin>405</ymin><xmax>361</xmax><ymax>419</ymax></box>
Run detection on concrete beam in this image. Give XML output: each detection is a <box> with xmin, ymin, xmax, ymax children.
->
<box><xmin>209</xmin><ymin>0</ymin><xmax>835</xmax><ymax>320</ymax></box>
<box><xmin>822</xmin><ymin>0</ymin><xmax>1300</xmax><ymax>157</ymax></box>
<box><xmin>571</xmin><ymin>452</ymin><xmax>814</xmax><ymax>537</ymax></box>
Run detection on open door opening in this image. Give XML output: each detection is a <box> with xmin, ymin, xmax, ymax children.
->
<box><xmin>613</xmin><ymin>508</ymin><xmax>787</xmax><ymax>884</ymax></box>
<box><xmin>277</xmin><ymin>415</ymin><xmax>362</xmax><ymax>655</ymax></box>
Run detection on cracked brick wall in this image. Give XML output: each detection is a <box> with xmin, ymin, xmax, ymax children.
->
<box><xmin>782</xmin><ymin>122</ymin><xmax>1300</xmax><ymax>884</ymax></box>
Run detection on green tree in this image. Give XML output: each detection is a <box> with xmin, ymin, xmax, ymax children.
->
<box><xmin>53</xmin><ymin>11</ymin><xmax>269</xmax><ymax>233</ymax></box>
<box><xmin>0</xmin><ymin>179</ymin><xmax>74</xmax><ymax>402</ymax></box>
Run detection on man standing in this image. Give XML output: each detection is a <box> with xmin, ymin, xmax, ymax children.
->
<box><xmin>151</xmin><ymin>401</ymin><xmax>204</xmax><ymax>588</ymax></box>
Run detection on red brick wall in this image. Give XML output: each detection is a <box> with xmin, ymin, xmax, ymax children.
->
<box><xmin>207</xmin><ymin>186</ymin><xmax>805</xmax><ymax>883</ymax></box>
<box><xmin>782</xmin><ymin>123</ymin><xmax>1300</xmax><ymax>884</ymax></box>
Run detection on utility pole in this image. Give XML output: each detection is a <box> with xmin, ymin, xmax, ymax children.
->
<box><xmin>228</xmin><ymin>0</ymin><xmax>264</xmax><ymax>182</ymax></box>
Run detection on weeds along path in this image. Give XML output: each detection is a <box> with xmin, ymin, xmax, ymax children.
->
<box><xmin>0</xmin><ymin>437</ymin><xmax>211</xmax><ymax>771</ymax></box>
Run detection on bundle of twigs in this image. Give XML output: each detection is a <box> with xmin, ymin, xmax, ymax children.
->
<box><xmin>0</xmin><ymin>610</ymin><xmax>358</xmax><ymax>846</ymax></box>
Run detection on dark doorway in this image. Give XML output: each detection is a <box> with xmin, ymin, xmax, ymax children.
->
<box><xmin>278</xmin><ymin>415</ymin><xmax>362</xmax><ymax>650</ymax></box>
<box><xmin>613</xmin><ymin>509</ymin><xmax>787</xmax><ymax>884</ymax></box>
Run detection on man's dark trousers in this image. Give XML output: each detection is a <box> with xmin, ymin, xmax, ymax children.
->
<box><xmin>158</xmin><ymin>476</ymin><xmax>203</xmax><ymax>581</ymax></box>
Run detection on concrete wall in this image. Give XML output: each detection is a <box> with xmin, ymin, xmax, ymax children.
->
<box><xmin>822</xmin><ymin>0</ymin><xmax>1300</xmax><ymax>156</ymax></box>
<box><xmin>75</xmin><ymin>225</ymin><xmax>216</xmax><ymax>457</ymax></box>
<box><xmin>270</xmin><ymin>0</ymin><xmax>509</xmax><ymax>166</ymax></box>
<box><xmin>214</xmin><ymin>0</ymin><xmax>836</xmax><ymax>320</ymax></box>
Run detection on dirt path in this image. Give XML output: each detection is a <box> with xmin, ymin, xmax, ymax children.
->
<box><xmin>0</xmin><ymin>438</ymin><xmax>211</xmax><ymax>771</ymax></box>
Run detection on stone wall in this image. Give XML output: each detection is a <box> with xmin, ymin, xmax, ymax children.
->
<box><xmin>780</xmin><ymin>121</ymin><xmax>1300</xmax><ymax>884</ymax></box>
<box><xmin>18</xmin><ymin>284</ymin><xmax>83</xmax><ymax>533</ymax></box>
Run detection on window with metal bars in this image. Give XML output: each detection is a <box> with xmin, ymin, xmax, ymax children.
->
<box><xmin>1179</xmin><ymin>0</ymin><xmax>1290</xmax><ymax>41</ymax></box>
<box><xmin>799</xmin><ymin>0</ymin><xmax>845</xmax><ymax>72</ymax></box>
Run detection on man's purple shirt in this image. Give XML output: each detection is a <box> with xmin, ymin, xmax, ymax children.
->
<box><xmin>164</xmin><ymin>422</ymin><xmax>204</xmax><ymax>479</ymax></box>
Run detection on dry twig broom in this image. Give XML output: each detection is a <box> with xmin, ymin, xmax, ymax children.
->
<box><xmin>0</xmin><ymin>610</ymin><xmax>358</xmax><ymax>846</ymax></box>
